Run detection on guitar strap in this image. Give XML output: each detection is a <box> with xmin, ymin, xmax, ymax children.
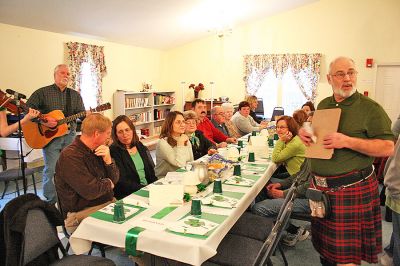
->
<box><xmin>65</xmin><ymin>88</ymin><xmax>72</xmax><ymax>117</ymax></box>
<box><xmin>65</xmin><ymin>88</ymin><xmax>73</xmax><ymax>130</ymax></box>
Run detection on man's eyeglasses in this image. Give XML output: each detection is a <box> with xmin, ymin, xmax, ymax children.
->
<box><xmin>215</xmin><ymin>112</ymin><xmax>225</xmax><ymax>116</ymax></box>
<box><xmin>330</xmin><ymin>70</ymin><xmax>358</xmax><ymax>80</ymax></box>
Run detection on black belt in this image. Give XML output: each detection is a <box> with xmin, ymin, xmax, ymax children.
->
<box><xmin>313</xmin><ymin>165</ymin><xmax>374</xmax><ymax>189</ymax></box>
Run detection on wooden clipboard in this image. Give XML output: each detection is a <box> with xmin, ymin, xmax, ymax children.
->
<box><xmin>305</xmin><ymin>108</ymin><xmax>341</xmax><ymax>159</ymax></box>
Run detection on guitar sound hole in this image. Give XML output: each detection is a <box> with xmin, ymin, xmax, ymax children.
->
<box><xmin>44</xmin><ymin>128</ymin><xmax>59</xmax><ymax>138</ymax></box>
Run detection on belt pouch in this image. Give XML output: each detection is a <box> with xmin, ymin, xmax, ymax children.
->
<box><xmin>306</xmin><ymin>188</ymin><xmax>331</xmax><ymax>219</ymax></box>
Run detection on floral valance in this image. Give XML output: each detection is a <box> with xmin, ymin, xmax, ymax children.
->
<box><xmin>66</xmin><ymin>42</ymin><xmax>107</xmax><ymax>105</ymax></box>
<box><xmin>243</xmin><ymin>53</ymin><xmax>322</xmax><ymax>102</ymax></box>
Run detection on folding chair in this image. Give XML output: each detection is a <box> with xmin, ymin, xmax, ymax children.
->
<box><xmin>208</xmin><ymin>183</ymin><xmax>298</xmax><ymax>266</ymax></box>
<box><xmin>0</xmin><ymin>151</ymin><xmax>40</xmax><ymax>198</ymax></box>
<box><xmin>270</xmin><ymin>107</ymin><xmax>284</xmax><ymax>121</ymax></box>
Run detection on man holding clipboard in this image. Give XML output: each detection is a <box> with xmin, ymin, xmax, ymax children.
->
<box><xmin>299</xmin><ymin>57</ymin><xmax>394</xmax><ymax>266</ymax></box>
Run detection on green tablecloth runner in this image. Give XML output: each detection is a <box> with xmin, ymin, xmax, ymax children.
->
<box><xmin>220</xmin><ymin>190</ymin><xmax>244</xmax><ymax>199</ymax></box>
<box><xmin>125</xmin><ymin>227</ymin><xmax>145</xmax><ymax>256</ymax></box>
<box><xmin>151</xmin><ymin>206</ymin><xmax>178</xmax><ymax>219</ymax></box>
<box><xmin>133</xmin><ymin>189</ymin><xmax>149</xmax><ymax>198</ymax></box>
<box><xmin>90</xmin><ymin>204</ymin><xmax>146</xmax><ymax>223</ymax></box>
<box><xmin>167</xmin><ymin>212</ymin><xmax>228</xmax><ymax>239</ymax></box>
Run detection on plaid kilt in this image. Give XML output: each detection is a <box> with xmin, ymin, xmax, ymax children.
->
<box><xmin>311</xmin><ymin>172</ymin><xmax>381</xmax><ymax>264</ymax></box>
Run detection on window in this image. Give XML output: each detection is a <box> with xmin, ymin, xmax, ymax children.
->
<box><xmin>244</xmin><ymin>53</ymin><xmax>321</xmax><ymax>119</ymax></box>
<box><xmin>254</xmin><ymin>69</ymin><xmax>278</xmax><ymax>119</ymax></box>
<box><xmin>79</xmin><ymin>61</ymin><xmax>97</xmax><ymax>109</ymax></box>
<box><xmin>66</xmin><ymin>42</ymin><xmax>107</xmax><ymax>108</ymax></box>
<box><xmin>281</xmin><ymin>67</ymin><xmax>308</xmax><ymax>116</ymax></box>
<box><xmin>252</xmin><ymin>67</ymin><xmax>307</xmax><ymax>119</ymax></box>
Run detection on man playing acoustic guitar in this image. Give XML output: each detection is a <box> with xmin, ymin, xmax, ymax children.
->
<box><xmin>27</xmin><ymin>64</ymin><xmax>86</xmax><ymax>204</ymax></box>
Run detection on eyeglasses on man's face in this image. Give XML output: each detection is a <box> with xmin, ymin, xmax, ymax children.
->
<box><xmin>330</xmin><ymin>70</ymin><xmax>358</xmax><ymax>80</ymax></box>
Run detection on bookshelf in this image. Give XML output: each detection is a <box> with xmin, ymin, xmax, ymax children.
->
<box><xmin>113</xmin><ymin>91</ymin><xmax>176</xmax><ymax>137</ymax></box>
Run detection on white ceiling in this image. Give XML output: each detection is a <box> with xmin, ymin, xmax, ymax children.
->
<box><xmin>0</xmin><ymin>0</ymin><xmax>317</xmax><ymax>50</ymax></box>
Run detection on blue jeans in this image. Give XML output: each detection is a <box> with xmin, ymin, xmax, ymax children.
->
<box><xmin>384</xmin><ymin>208</ymin><xmax>400</xmax><ymax>265</ymax></box>
<box><xmin>252</xmin><ymin>197</ymin><xmax>310</xmax><ymax>217</ymax></box>
<box><xmin>42</xmin><ymin>131</ymin><xmax>75</xmax><ymax>203</ymax></box>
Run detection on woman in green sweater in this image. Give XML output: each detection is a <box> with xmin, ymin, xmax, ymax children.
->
<box><xmin>272</xmin><ymin>115</ymin><xmax>305</xmax><ymax>176</ymax></box>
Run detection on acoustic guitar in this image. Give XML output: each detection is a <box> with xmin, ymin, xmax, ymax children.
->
<box><xmin>22</xmin><ymin>103</ymin><xmax>111</xmax><ymax>149</ymax></box>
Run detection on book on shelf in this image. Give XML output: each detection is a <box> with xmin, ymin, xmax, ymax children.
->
<box><xmin>153</xmin><ymin>93</ymin><xmax>175</xmax><ymax>105</ymax></box>
<box><xmin>140</xmin><ymin>128</ymin><xmax>150</xmax><ymax>137</ymax></box>
<box><xmin>153</xmin><ymin>108</ymin><xmax>171</xmax><ymax>121</ymax></box>
<box><xmin>125</xmin><ymin>97</ymin><xmax>149</xmax><ymax>108</ymax></box>
<box><xmin>129</xmin><ymin>111</ymin><xmax>151</xmax><ymax>123</ymax></box>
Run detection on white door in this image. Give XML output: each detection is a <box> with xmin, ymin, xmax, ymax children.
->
<box><xmin>375</xmin><ymin>65</ymin><xmax>400</xmax><ymax>123</ymax></box>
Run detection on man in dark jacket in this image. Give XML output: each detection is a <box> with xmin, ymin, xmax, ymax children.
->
<box><xmin>55</xmin><ymin>113</ymin><xmax>119</xmax><ymax>221</ymax></box>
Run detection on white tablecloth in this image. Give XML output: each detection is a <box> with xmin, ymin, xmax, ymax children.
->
<box><xmin>70</xmin><ymin>151</ymin><xmax>276</xmax><ymax>265</ymax></box>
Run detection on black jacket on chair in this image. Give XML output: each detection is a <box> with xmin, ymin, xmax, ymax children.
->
<box><xmin>110</xmin><ymin>142</ymin><xmax>157</xmax><ymax>199</ymax></box>
<box><xmin>0</xmin><ymin>194</ymin><xmax>63</xmax><ymax>266</ymax></box>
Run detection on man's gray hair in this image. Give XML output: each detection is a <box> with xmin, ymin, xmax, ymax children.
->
<box><xmin>54</xmin><ymin>64</ymin><xmax>68</xmax><ymax>75</ymax></box>
<box><xmin>328</xmin><ymin>57</ymin><xmax>355</xmax><ymax>74</ymax></box>
<box><xmin>211</xmin><ymin>106</ymin><xmax>223</xmax><ymax>115</ymax></box>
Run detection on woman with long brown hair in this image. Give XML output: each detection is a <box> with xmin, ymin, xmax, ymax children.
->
<box><xmin>155</xmin><ymin>111</ymin><xmax>193</xmax><ymax>178</ymax></box>
<box><xmin>110</xmin><ymin>115</ymin><xmax>157</xmax><ymax>199</ymax></box>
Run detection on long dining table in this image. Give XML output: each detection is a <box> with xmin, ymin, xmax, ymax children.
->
<box><xmin>69</xmin><ymin>137</ymin><xmax>277</xmax><ymax>266</ymax></box>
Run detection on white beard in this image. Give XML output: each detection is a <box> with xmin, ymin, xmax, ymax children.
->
<box><xmin>334</xmin><ymin>86</ymin><xmax>356</xmax><ymax>99</ymax></box>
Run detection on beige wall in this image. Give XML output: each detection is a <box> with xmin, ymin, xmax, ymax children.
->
<box><xmin>0</xmin><ymin>23</ymin><xmax>163</xmax><ymax>117</ymax></box>
<box><xmin>1</xmin><ymin>0</ymin><xmax>399</xmax><ymax>115</ymax></box>
<box><xmin>163</xmin><ymin>0</ymin><xmax>400</xmax><ymax>108</ymax></box>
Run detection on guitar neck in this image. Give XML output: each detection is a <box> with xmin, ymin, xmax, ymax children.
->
<box><xmin>58</xmin><ymin>111</ymin><xmax>87</xmax><ymax>125</ymax></box>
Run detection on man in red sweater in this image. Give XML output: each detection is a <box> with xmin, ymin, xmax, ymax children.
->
<box><xmin>191</xmin><ymin>99</ymin><xmax>236</xmax><ymax>147</ymax></box>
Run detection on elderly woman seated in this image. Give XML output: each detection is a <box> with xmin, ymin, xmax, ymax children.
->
<box><xmin>221</xmin><ymin>102</ymin><xmax>241</xmax><ymax>138</ymax></box>
<box><xmin>184</xmin><ymin>110</ymin><xmax>217</xmax><ymax>160</ymax></box>
<box><xmin>231</xmin><ymin>101</ymin><xmax>267</xmax><ymax>136</ymax></box>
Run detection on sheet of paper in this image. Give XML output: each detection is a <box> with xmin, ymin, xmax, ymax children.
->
<box><xmin>250</xmin><ymin>136</ymin><xmax>268</xmax><ymax>146</ymax></box>
<box><xmin>305</xmin><ymin>108</ymin><xmax>341</xmax><ymax>159</ymax></box>
<box><xmin>149</xmin><ymin>184</ymin><xmax>184</xmax><ymax>207</ymax></box>
<box><xmin>201</xmin><ymin>194</ymin><xmax>238</xmax><ymax>208</ymax></box>
<box><xmin>167</xmin><ymin>216</ymin><xmax>219</xmax><ymax>235</ymax></box>
<box><xmin>164</xmin><ymin>171</ymin><xmax>186</xmax><ymax>184</ymax></box>
<box><xmin>224</xmin><ymin>176</ymin><xmax>255</xmax><ymax>187</ymax></box>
